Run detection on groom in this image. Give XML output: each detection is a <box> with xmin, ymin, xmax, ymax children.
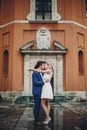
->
<box><xmin>32</xmin><ymin>61</ymin><xmax>45</xmax><ymax>126</ymax></box>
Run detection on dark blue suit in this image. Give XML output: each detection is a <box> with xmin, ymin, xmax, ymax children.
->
<box><xmin>32</xmin><ymin>71</ymin><xmax>44</xmax><ymax>122</ymax></box>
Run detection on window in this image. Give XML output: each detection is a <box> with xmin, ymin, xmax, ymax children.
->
<box><xmin>35</xmin><ymin>0</ymin><xmax>52</xmax><ymax>20</ymax></box>
<box><xmin>26</xmin><ymin>0</ymin><xmax>61</xmax><ymax>22</ymax></box>
<box><xmin>78</xmin><ymin>50</ymin><xmax>84</xmax><ymax>75</ymax></box>
<box><xmin>3</xmin><ymin>50</ymin><xmax>9</xmax><ymax>78</ymax></box>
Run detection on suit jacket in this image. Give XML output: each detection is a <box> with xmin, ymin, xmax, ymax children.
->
<box><xmin>32</xmin><ymin>71</ymin><xmax>44</xmax><ymax>96</ymax></box>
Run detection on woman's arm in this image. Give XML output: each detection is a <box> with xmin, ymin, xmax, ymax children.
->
<box><xmin>29</xmin><ymin>68</ymin><xmax>37</xmax><ymax>71</ymax></box>
<box><xmin>39</xmin><ymin>69</ymin><xmax>51</xmax><ymax>73</ymax></box>
<box><xmin>29</xmin><ymin>68</ymin><xmax>51</xmax><ymax>73</ymax></box>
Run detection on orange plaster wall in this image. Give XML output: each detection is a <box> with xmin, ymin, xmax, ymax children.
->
<box><xmin>58</xmin><ymin>0</ymin><xmax>86</xmax><ymax>25</ymax></box>
<box><xmin>11</xmin><ymin>24</ymin><xmax>24</xmax><ymax>91</ymax></box>
<box><xmin>64</xmin><ymin>25</ymin><xmax>87</xmax><ymax>91</ymax></box>
<box><xmin>0</xmin><ymin>0</ymin><xmax>14</xmax><ymax>25</ymax></box>
<box><xmin>11</xmin><ymin>23</ymin><xmax>87</xmax><ymax>91</ymax></box>
<box><xmin>0</xmin><ymin>0</ymin><xmax>87</xmax><ymax>92</ymax></box>
<box><xmin>0</xmin><ymin>0</ymin><xmax>30</xmax><ymax>25</ymax></box>
<box><xmin>13</xmin><ymin>0</ymin><xmax>30</xmax><ymax>20</ymax></box>
<box><xmin>84</xmin><ymin>32</ymin><xmax>87</xmax><ymax>91</ymax></box>
<box><xmin>0</xmin><ymin>25</ymin><xmax>14</xmax><ymax>91</ymax></box>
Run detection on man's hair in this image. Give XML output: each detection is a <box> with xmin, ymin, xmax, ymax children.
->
<box><xmin>34</xmin><ymin>61</ymin><xmax>46</xmax><ymax>69</ymax></box>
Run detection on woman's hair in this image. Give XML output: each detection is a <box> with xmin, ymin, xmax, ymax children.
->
<box><xmin>47</xmin><ymin>63</ymin><xmax>54</xmax><ymax>75</ymax></box>
<box><xmin>46</xmin><ymin>62</ymin><xmax>51</xmax><ymax>69</ymax></box>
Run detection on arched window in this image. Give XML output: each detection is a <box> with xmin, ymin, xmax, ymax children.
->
<box><xmin>3</xmin><ymin>50</ymin><xmax>9</xmax><ymax>77</ymax></box>
<box><xmin>78</xmin><ymin>50</ymin><xmax>84</xmax><ymax>75</ymax></box>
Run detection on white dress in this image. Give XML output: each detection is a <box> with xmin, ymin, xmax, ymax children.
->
<box><xmin>41</xmin><ymin>73</ymin><xmax>53</xmax><ymax>99</ymax></box>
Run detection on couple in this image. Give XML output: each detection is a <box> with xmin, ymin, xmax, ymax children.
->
<box><xmin>29</xmin><ymin>61</ymin><xmax>53</xmax><ymax>126</ymax></box>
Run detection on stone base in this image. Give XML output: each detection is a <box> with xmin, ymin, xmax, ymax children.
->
<box><xmin>15</xmin><ymin>96</ymin><xmax>34</xmax><ymax>104</ymax></box>
<box><xmin>0</xmin><ymin>91</ymin><xmax>87</xmax><ymax>103</ymax></box>
<box><xmin>65</xmin><ymin>91</ymin><xmax>87</xmax><ymax>102</ymax></box>
<box><xmin>54</xmin><ymin>95</ymin><xmax>66</xmax><ymax>103</ymax></box>
<box><xmin>0</xmin><ymin>91</ymin><xmax>22</xmax><ymax>102</ymax></box>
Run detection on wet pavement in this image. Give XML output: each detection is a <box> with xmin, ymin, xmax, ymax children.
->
<box><xmin>0</xmin><ymin>104</ymin><xmax>24</xmax><ymax>130</ymax></box>
<box><xmin>0</xmin><ymin>101</ymin><xmax>87</xmax><ymax>130</ymax></box>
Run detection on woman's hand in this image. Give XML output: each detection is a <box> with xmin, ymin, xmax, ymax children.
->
<box><xmin>44</xmin><ymin>79</ymin><xmax>49</xmax><ymax>82</ymax></box>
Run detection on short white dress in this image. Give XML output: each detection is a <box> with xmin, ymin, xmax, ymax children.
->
<box><xmin>41</xmin><ymin>73</ymin><xmax>53</xmax><ymax>99</ymax></box>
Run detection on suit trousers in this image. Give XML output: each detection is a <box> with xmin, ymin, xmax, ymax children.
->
<box><xmin>34</xmin><ymin>95</ymin><xmax>41</xmax><ymax>122</ymax></box>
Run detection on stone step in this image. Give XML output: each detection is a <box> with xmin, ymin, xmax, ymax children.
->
<box><xmin>14</xmin><ymin>95</ymin><xmax>66</xmax><ymax>104</ymax></box>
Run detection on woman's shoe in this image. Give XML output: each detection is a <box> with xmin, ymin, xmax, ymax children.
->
<box><xmin>43</xmin><ymin>117</ymin><xmax>51</xmax><ymax>125</ymax></box>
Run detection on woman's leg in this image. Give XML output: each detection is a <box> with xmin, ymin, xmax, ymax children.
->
<box><xmin>41</xmin><ymin>99</ymin><xmax>50</xmax><ymax>121</ymax></box>
<box><xmin>46</xmin><ymin>99</ymin><xmax>50</xmax><ymax>115</ymax></box>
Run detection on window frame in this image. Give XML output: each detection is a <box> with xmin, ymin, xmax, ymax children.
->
<box><xmin>26</xmin><ymin>0</ymin><xmax>61</xmax><ymax>23</ymax></box>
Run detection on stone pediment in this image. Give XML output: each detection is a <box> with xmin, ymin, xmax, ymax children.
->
<box><xmin>20</xmin><ymin>40</ymin><xmax>67</xmax><ymax>54</ymax></box>
<box><xmin>53</xmin><ymin>40</ymin><xmax>67</xmax><ymax>52</ymax></box>
<box><xmin>20</xmin><ymin>41</ymin><xmax>34</xmax><ymax>52</ymax></box>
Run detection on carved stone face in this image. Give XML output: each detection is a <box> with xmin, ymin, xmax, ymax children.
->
<box><xmin>36</xmin><ymin>27</ymin><xmax>51</xmax><ymax>49</ymax></box>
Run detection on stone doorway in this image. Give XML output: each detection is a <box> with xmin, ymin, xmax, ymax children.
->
<box><xmin>20</xmin><ymin>40</ymin><xmax>67</xmax><ymax>97</ymax></box>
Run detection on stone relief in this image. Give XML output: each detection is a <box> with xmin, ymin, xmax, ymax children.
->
<box><xmin>36</xmin><ymin>27</ymin><xmax>51</xmax><ymax>49</ymax></box>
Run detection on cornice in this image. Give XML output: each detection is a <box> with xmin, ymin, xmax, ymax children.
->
<box><xmin>0</xmin><ymin>20</ymin><xmax>87</xmax><ymax>30</ymax></box>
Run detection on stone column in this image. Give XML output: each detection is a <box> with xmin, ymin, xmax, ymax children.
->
<box><xmin>53</xmin><ymin>56</ymin><xmax>58</xmax><ymax>95</ymax></box>
<box><xmin>23</xmin><ymin>54</ymin><xmax>31</xmax><ymax>96</ymax></box>
<box><xmin>57</xmin><ymin>55</ymin><xmax>64</xmax><ymax>95</ymax></box>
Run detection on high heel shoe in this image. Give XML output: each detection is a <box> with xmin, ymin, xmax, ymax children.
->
<box><xmin>43</xmin><ymin>117</ymin><xmax>51</xmax><ymax>125</ymax></box>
